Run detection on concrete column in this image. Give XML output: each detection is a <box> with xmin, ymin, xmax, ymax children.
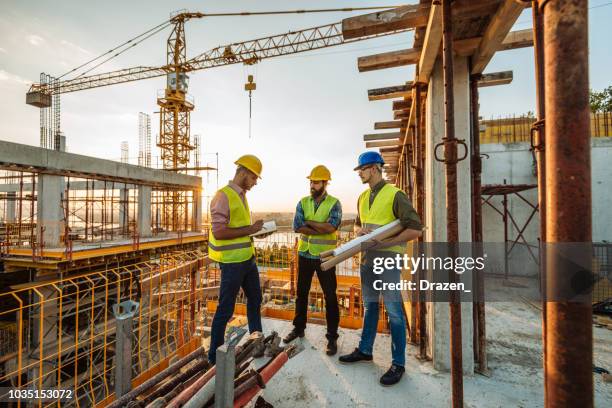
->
<box><xmin>37</xmin><ymin>174</ymin><xmax>64</xmax><ymax>248</ymax></box>
<box><xmin>192</xmin><ymin>189</ymin><xmax>203</xmax><ymax>232</ymax></box>
<box><xmin>138</xmin><ymin>185</ymin><xmax>152</xmax><ymax>238</ymax></box>
<box><xmin>424</xmin><ymin>56</ymin><xmax>473</xmax><ymax>374</ymax></box>
<box><xmin>6</xmin><ymin>191</ymin><xmax>16</xmax><ymax>222</ymax></box>
<box><xmin>119</xmin><ymin>187</ymin><xmax>129</xmax><ymax>233</ymax></box>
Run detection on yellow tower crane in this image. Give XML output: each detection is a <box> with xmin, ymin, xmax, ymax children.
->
<box><xmin>26</xmin><ymin>6</ymin><xmax>412</xmax><ymax>176</ymax></box>
<box><xmin>157</xmin><ymin>11</ymin><xmax>202</xmax><ymax>171</ymax></box>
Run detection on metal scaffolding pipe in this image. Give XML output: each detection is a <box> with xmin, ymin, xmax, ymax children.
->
<box><xmin>469</xmin><ymin>71</ymin><xmax>487</xmax><ymax>374</ymax></box>
<box><xmin>441</xmin><ymin>0</ymin><xmax>464</xmax><ymax>406</ymax></box>
<box><xmin>540</xmin><ymin>0</ymin><xmax>592</xmax><ymax>406</ymax></box>
<box><xmin>530</xmin><ymin>1</ymin><xmax>548</xmax><ymax>402</ymax></box>
<box><xmin>183</xmin><ymin>375</ymin><xmax>216</xmax><ymax>408</ymax></box>
<box><xmin>107</xmin><ymin>347</ymin><xmax>206</xmax><ymax>408</ymax></box>
<box><xmin>414</xmin><ymin>81</ymin><xmax>428</xmax><ymax>361</ymax></box>
<box><xmin>166</xmin><ymin>366</ymin><xmax>217</xmax><ymax>408</ymax></box>
<box><xmin>233</xmin><ymin>351</ymin><xmax>290</xmax><ymax>408</ymax></box>
<box><xmin>138</xmin><ymin>358</ymin><xmax>210</xmax><ymax>407</ymax></box>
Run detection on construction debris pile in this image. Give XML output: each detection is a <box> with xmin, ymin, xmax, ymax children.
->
<box><xmin>109</xmin><ymin>329</ymin><xmax>301</xmax><ymax>408</ymax></box>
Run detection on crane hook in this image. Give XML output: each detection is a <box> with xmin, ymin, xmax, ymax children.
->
<box><xmin>244</xmin><ymin>75</ymin><xmax>256</xmax><ymax>138</ymax></box>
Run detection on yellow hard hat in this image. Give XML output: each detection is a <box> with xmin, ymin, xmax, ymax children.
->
<box><xmin>307</xmin><ymin>165</ymin><xmax>331</xmax><ymax>181</ymax></box>
<box><xmin>234</xmin><ymin>154</ymin><xmax>262</xmax><ymax>178</ymax></box>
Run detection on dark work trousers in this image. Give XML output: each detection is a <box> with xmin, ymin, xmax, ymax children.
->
<box><xmin>292</xmin><ymin>255</ymin><xmax>340</xmax><ymax>340</ymax></box>
<box><xmin>208</xmin><ymin>256</ymin><xmax>263</xmax><ymax>363</ymax></box>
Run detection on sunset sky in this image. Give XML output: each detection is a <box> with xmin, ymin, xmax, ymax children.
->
<box><xmin>1</xmin><ymin>0</ymin><xmax>611</xmax><ymax>212</ymax></box>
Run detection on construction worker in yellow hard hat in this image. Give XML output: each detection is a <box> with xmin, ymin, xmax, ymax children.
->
<box><xmin>234</xmin><ymin>154</ymin><xmax>263</xmax><ymax>179</ymax></box>
<box><xmin>283</xmin><ymin>165</ymin><xmax>342</xmax><ymax>356</ymax></box>
<box><xmin>207</xmin><ymin>154</ymin><xmax>266</xmax><ymax>363</ymax></box>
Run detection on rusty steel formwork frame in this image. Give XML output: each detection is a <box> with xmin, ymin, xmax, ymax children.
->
<box><xmin>386</xmin><ymin>1</ymin><xmax>592</xmax><ymax>406</ymax></box>
<box><xmin>414</xmin><ymin>81</ymin><xmax>428</xmax><ymax>362</ymax></box>
<box><xmin>529</xmin><ymin>1</ymin><xmax>550</xmax><ymax>404</ymax></box>
<box><xmin>469</xmin><ymin>71</ymin><xmax>488</xmax><ymax>375</ymax></box>
<box><xmin>440</xmin><ymin>0</ymin><xmax>463</xmax><ymax>406</ymax></box>
<box><xmin>538</xmin><ymin>1</ymin><xmax>593</xmax><ymax>407</ymax></box>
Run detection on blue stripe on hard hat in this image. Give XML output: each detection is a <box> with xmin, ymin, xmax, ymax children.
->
<box><xmin>354</xmin><ymin>151</ymin><xmax>385</xmax><ymax>170</ymax></box>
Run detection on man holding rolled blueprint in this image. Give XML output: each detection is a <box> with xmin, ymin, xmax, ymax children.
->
<box><xmin>338</xmin><ymin>151</ymin><xmax>422</xmax><ymax>386</ymax></box>
<box><xmin>283</xmin><ymin>165</ymin><xmax>342</xmax><ymax>356</ymax></box>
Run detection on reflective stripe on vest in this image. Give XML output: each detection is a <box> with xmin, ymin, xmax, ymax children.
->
<box><xmin>208</xmin><ymin>185</ymin><xmax>255</xmax><ymax>264</ymax></box>
<box><xmin>358</xmin><ymin>184</ymin><xmax>406</xmax><ymax>254</ymax></box>
<box><xmin>297</xmin><ymin>194</ymin><xmax>338</xmax><ymax>256</ymax></box>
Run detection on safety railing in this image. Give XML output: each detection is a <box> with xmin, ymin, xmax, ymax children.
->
<box><xmin>593</xmin><ymin>243</ymin><xmax>612</xmax><ymax>306</ymax></box>
<box><xmin>479</xmin><ymin>111</ymin><xmax>612</xmax><ymax>144</ymax></box>
<box><xmin>205</xmin><ymin>230</ymin><xmax>390</xmax><ymax>332</ymax></box>
<box><xmin>0</xmin><ymin>250</ymin><xmax>208</xmax><ymax>407</ymax></box>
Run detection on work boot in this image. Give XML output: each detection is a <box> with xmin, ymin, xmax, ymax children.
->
<box><xmin>338</xmin><ymin>348</ymin><xmax>373</xmax><ymax>364</ymax></box>
<box><xmin>326</xmin><ymin>338</ymin><xmax>337</xmax><ymax>356</ymax></box>
<box><xmin>283</xmin><ymin>329</ymin><xmax>304</xmax><ymax>344</ymax></box>
<box><xmin>379</xmin><ymin>364</ymin><xmax>405</xmax><ymax>386</ymax></box>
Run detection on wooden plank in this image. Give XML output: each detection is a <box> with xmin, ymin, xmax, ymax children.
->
<box><xmin>499</xmin><ymin>28</ymin><xmax>533</xmax><ymax>51</ymax></box>
<box><xmin>417</xmin><ymin>3</ymin><xmax>442</xmax><ymax>83</ymax></box>
<box><xmin>471</xmin><ymin>0</ymin><xmax>528</xmax><ymax>74</ymax></box>
<box><xmin>374</xmin><ymin>120</ymin><xmax>404</xmax><ymax>130</ymax></box>
<box><xmin>478</xmin><ymin>70</ymin><xmax>513</xmax><ymax>88</ymax></box>
<box><xmin>394</xmin><ymin>110</ymin><xmax>410</xmax><ymax>120</ymax></box>
<box><xmin>368</xmin><ymin>84</ymin><xmax>412</xmax><ymax>101</ymax></box>
<box><xmin>454</xmin><ymin>37</ymin><xmax>482</xmax><ymax>57</ymax></box>
<box><xmin>358</xmin><ymin>48</ymin><xmax>420</xmax><ymax>72</ymax></box>
<box><xmin>381</xmin><ymin>157</ymin><xmax>399</xmax><ymax>162</ymax></box>
<box><xmin>392</xmin><ymin>100</ymin><xmax>411</xmax><ymax>111</ymax></box>
<box><xmin>380</xmin><ymin>146</ymin><xmax>401</xmax><ymax>153</ymax></box>
<box><xmin>365</xmin><ymin>140</ymin><xmax>400</xmax><ymax>148</ymax></box>
<box><xmin>342</xmin><ymin>4</ymin><xmax>430</xmax><ymax>40</ymax></box>
<box><xmin>455</xmin><ymin>28</ymin><xmax>533</xmax><ymax>56</ymax></box>
<box><xmin>343</xmin><ymin>1</ymin><xmax>500</xmax><ymax>40</ymax></box>
<box><xmin>364</xmin><ymin>132</ymin><xmax>402</xmax><ymax>141</ymax></box>
<box><xmin>362</xmin><ymin>29</ymin><xmax>533</xmax><ymax>72</ymax></box>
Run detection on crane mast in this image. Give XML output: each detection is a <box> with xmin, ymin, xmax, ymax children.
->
<box><xmin>158</xmin><ymin>13</ymin><xmax>197</xmax><ymax>171</ymax></box>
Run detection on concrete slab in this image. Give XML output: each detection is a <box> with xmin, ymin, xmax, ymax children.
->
<box><xmin>251</xmin><ymin>288</ymin><xmax>611</xmax><ymax>407</ymax></box>
<box><xmin>0</xmin><ymin>140</ymin><xmax>200</xmax><ymax>188</ymax></box>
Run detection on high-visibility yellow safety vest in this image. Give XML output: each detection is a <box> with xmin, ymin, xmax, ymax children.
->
<box><xmin>297</xmin><ymin>195</ymin><xmax>339</xmax><ymax>256</ymax></box>
<box><xmin>208</xmin><ymin>185</ymin><xmax>255</xmax><ymax>263</ymax></box>
<box><xmin>358</xmin><ymin>183</ymin><xmax>406</xmax><ymax>254</ymax></box>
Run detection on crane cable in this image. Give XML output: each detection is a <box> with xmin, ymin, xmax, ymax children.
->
<box><xmin>57</xmin><ymin>6</ymin><xmax>401</xmax><ymax>79</ymax></box>
<box><xmin>197</xmin><ymin>6</ymin><xmax>401</xmax><ymax>17</ymax></box>
<box><xmin>72</xmin><ymin>22</ymin><xmax>173</xmax><ymax>80</ymax></box>
<box><xmin>57</xmin><ymin>19</ymin><xmax>172</xmax><ymax>80</ymax></box>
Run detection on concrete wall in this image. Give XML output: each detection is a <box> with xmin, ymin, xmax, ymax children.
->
<box><xmin>591</xmin><ymin>137</ymin><xmax>612</xmax><ymax>242</ymax></box>
<box><xmin>480</xmin><ymin>137</ymin><xmax>612</xmax><ymax>276</ymax></box>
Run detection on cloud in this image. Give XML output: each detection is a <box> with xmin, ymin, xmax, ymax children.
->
<box><xmin>0</xmin><ymin>69</ymin><xmax>32</xmax><ymax>85</ymax></box>
<box><xmin>60</xmin><ymin>39</ymin><xmax>94</xmax><ymax>56</ymax></box>
<box><xmin>27</xmin><ymin>34</ymin><xmax>45</xmax><ymax>46</ymax></box>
